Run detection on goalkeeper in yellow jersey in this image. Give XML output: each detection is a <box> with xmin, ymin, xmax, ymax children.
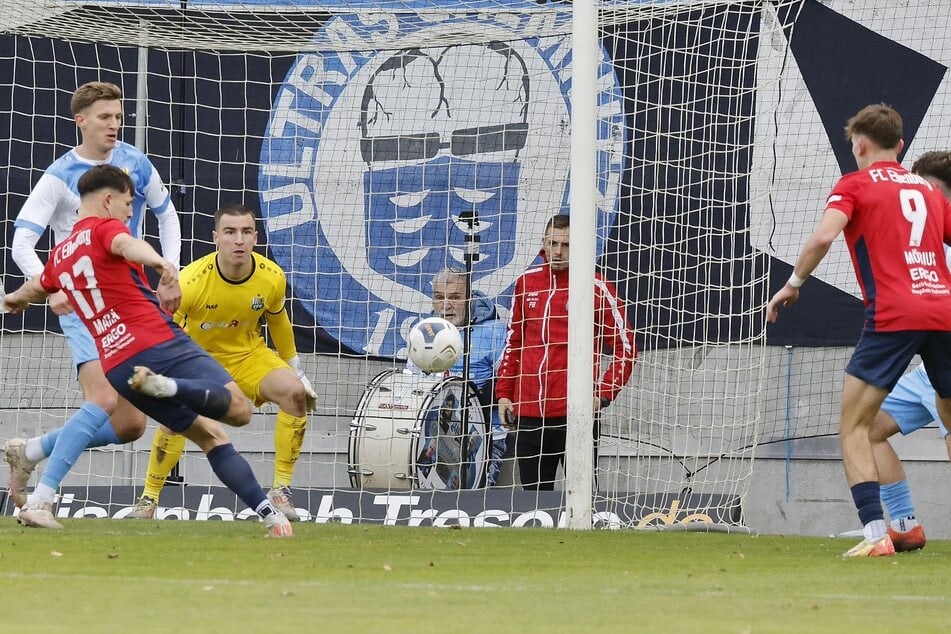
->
<box><xmin>125</xmin><ymin>203</ymin><xmax>317</xmax><ymax>521</ymax></box>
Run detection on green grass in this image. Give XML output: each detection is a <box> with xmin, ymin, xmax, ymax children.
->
<box><xmin>0</xmin><ymin>519</ymin><xmax>947</xmax><ymax>633</ymax></box>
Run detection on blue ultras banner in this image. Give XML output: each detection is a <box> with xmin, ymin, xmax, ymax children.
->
<box><xmin>3</xmin><ymin>1</ymin><xmax>946</xmax><ymax>348</ymax></box>
<box><xmin>257</xmin><ymin>8</ymin><xmax>621</xmax><ymax>357</ymax></box>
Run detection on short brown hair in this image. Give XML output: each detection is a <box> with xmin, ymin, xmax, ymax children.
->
<box><xmin>844</xmin><ymin>103</ymin><xmax>902</xmax><ymax>150</ymax></box>
<box><xmin>77</xmin><ymin>164</ymin><xmax>133</xmax><ymax>197</ymax></box>
<box><xmin>544</xmin><ymin>214</ymin><xmax>570</xmax><ymax>235</ymax></box>
<box><xmin>71</xmin><ymin>82</ymin><xmax>123</xmax><ymax>116</ymax></box>
<box><xmin>911</xmin><ymin>151</ymin><xmax>951</xmax><ymax>190</ymax></box>
<box><xmin>214</xmin><ymin>203</ymin><xmax>256</xmax><ymax>228</ymax></box>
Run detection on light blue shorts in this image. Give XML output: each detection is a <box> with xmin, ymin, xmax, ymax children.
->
<box><xmin>59</xmin><ymin>311</ymin><xmax>99</xmax><ymax>373</ymax></box>
<box><xmin>881</xmin><ymin>364</ymin><xmax>950</xmax><ymax>438</ymax></box>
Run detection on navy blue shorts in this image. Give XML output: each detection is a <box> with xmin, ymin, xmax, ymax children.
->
<box><xmin>846</xmin><ymin>330</ymin><xmax>951</xmax><ymax>396</ymax></box>
<box><xmin>106</xmin><ymin>331</ymin><xmax>235</xmax><ymax>433</ymax></box>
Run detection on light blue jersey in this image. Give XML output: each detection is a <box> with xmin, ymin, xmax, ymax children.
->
<box><xmin>12</xmin><ymin>141</ymin><xmax>180</xmax><ymax>369</ymax></box>
<box><xmin>13</xmin><ymin>141</ymin><xmax>178</xmax><ymax>276</ymax></box>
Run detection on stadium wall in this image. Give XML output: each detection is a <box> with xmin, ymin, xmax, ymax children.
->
<box><xmin>2</xmin><ymin>334</ymin><xmax>948</xmax><ymax>537</ymax></box>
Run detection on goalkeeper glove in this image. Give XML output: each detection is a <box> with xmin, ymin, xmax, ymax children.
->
<box><xmin>288</xmin><ymin>356</ymin><xmax>318</xmax><ymax>413</ymax></box>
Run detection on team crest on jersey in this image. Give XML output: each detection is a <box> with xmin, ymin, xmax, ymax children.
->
<box><xmin>251</xmin><ymin>296</ymin><xmax>265</xmax><ymax>311</ymax></box>
<box><xmin>259</xmin><ymin>9</ymin><xmax>624</xmax><ymax>356</ymax></box>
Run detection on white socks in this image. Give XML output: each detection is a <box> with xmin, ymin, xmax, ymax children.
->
<box><xmin>27</xmin><ymin>483</ymin><xmax>57</xmax><ymax>506</ymax></box>
<box><xmin>891</xmin><ymin>517</ymin><xmax>918</xmax><ymax>533</ymax></box>
<box><xmin>25</xmin><ymin>437</ymin><xmax>45</xmax><ymax>463</ymax></box>
<box><xmin>863</xmin><ymin>519</ymin><xmax>886</xmax><ymax>541</ymax></box>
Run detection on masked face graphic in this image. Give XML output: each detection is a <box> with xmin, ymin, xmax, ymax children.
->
<box><xmin>261</xmin><ymin>13</ymin><xmax>623</xmax><ymax>357</ymax></box>
<box><xmin>359</xmin><ymin>45</ymin><xmax>528</xmax><ymax>296</ymax></box>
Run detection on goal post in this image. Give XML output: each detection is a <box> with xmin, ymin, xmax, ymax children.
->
<box><xmin>566</xmin><ymin>0</ymin><xmax>597</xmax><ymax>531</ymax></box>
<box><xmin>0</xmin><ymin>0</ymin><xmax>804</xmax><ymax>529</ymax></box>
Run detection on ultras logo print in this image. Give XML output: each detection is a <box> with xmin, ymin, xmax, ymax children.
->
<box><xmin>259</xmin><ymin>8</ymin><xmax>624</xmax><ymax>357</ymax></box>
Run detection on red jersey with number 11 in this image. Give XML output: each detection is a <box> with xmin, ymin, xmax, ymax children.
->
<box><xmin>39</xmin><ymin>216</ymin><xmax>177</xmax><ymax>372</ymax></box>
<box><xmin>828</xmin><ymin>161</ymin><xmax>951</xmax><ymax>332</ymax></box>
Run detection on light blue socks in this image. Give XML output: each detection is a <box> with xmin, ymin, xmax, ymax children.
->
<box><xmin>38</xmin><ymin>402</ymin><xmax>111</xmax><ymax>490</ymax></box>
<box><xmin>880</xmin><ymin>479</ymin><xmax>915</xmax><ymax>521</ymax></box>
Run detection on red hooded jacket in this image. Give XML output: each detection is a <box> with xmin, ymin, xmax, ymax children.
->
<box><xmin>495</xmin><ymin>252</ymin><xmax>636</xmax><ymax>418</ymax></box>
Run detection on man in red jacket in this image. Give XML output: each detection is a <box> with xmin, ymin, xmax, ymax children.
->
<box><xmin>496</xmin><ymin>214</ymin><xmax>636</xmax><ymax>490</ymax></box>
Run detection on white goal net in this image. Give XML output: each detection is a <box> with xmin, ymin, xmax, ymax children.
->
<box><xmin>0</xmin><ymin>0</ymin><xmax>804</xmax><ymax>529</ymax></box>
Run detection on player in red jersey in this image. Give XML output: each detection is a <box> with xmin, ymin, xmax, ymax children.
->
<box><xmin>768</xmin><ymin>104</ymin><xmax>951</xmax><ymax>558</ymax></box>
<box><xmin>3</xmin><ymin>165</ymin><xmax>292</xmax><ymax>537</ymax></box>
<box><xmin>867</xmin><ymin>151</ymin><xmax>951</xmax><ymax>553</ymax></box>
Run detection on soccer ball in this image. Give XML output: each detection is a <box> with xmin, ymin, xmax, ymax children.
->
<box><xmin>408</xmin><ymin>317</ymin><xmax>463</xmax><ymax>374</ymax></box>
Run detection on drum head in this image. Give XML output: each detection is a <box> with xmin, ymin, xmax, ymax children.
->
<box><xmin>349</xmin><ymin>370</ymin><xmax>433</xmax><ymax>490</ymax></box>
<box><xmin>413</xmin><ymin>377</ymin><xmax>489</xmax><ymax>490</ymax></box>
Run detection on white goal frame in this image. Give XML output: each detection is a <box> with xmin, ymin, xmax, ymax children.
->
<box><xmin>0</xmin><ymin>0</ymin><xmax>803</xmax><ymax>531</ymax></box>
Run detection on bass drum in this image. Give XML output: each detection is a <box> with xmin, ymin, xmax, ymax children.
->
<box><xmin>349</xmin><ymin>370</ymin><xmax>488</xmax><ymax>491</ymax></box>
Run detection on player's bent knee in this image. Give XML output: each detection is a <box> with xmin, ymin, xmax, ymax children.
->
<box><xmin>222</xmin><ymin>383</ymin><xmax>252</xmax><ymax>425</ymax></box>
<box><xmin>183</xmin><ymin>416</ymin><xmax>230</xmax><ymax>452</ymax></box>
<box><xmin>224</xmin><ymin>399</ymin><xmax>253</xmax><ymax>427</ymax></box>
<box><xmin>284</xmin><ymin>386</ymin><xmax>307</xmax><ymax>413</ymax></box>
<box><xmin>90</xmin><ymin>392</ymin><xmax>120</xmax><ymax>415</ymax></box>
<box><xmin>114</xmin><ymin>420</ymin><xmax>146</xmax><ymax>443</ymax></box>
<box><xmin>110</xmin><ymin>407</ymin><xmax>147</xmax><ymax>443</ymax></box>
<box><xmin>869</xmin><ymin>411</ymin><xmax>899</xmax><ymax>442</ymax></box>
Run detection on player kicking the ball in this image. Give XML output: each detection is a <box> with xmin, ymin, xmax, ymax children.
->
<box><xmin>3</xmin><ymin>164</ymin><xmax>291</xmax><ymax>537</ymax></box>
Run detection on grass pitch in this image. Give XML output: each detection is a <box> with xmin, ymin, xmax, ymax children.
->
<box><xmin>0</xmin><ymin>518</ymin><xmax>947</xmax><ymax>633</ymax></box>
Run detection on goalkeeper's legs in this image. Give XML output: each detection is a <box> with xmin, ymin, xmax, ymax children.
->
<box><xmin>259</xmin><ymin>367</ymin><xmax>308</xmax><ymax>522</ymax></box>
<box><xmin>126</xmin><ymin>426</ymin><xmax>187</xmax><ymax>519</ymax></box>
<box><xmin>268</xmin><ymin>410</ymin><xmax>306</xmax><ymax>521</ymax></box>
<box><xmin>142</xmin><ymin>426</ymin><xmax>186</xmax><ymax>500</ymax></box>
<box><xmin>273</xmin><ymin>409</ymin><xmax>307</xmax><ymax>486</ymax></box>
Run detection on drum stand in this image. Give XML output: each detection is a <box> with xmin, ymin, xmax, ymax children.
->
<box><xmin>458</xmin><ymin>209</ymin><xmax>480</xmax><ymax>489</ymax></box>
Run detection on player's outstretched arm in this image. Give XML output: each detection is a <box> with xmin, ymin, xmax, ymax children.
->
<box><xmin>110</xmin><ymin>233</ymin><xmax>181</xmax><ymax>313</ymax></box>
<box><xmin>11</xmin><ymin>226</ymin><xmax>73</xmax><ymax>316</ymax></box>
<box><xmin>768</xmin><ymin>208</ymin><xmax>847</xmax><ymax>323</ymax></box>
<box><xmin>155</xmin><ymin>206</ymin><xmax>181</xmax><ymax>269</ymax></box>
<box><xmin>3</xmin><ymin>276</ymin><xmax>51</xmax><ymax>314</ymax></box>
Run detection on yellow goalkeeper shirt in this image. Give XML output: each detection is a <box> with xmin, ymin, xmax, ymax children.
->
<box><xmin>174</xmin><ymin>251</ymin><xmax>296</xmax><ymax>362</ymax></box>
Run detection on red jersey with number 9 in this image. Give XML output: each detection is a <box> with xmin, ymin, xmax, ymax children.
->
<box><xmin>38</xmin><ymin>216</ymin><xmax>176</xmax><ymax>371</ymax></box>
<box><xmin>827</xmin><ymin>160</ymin><xmax>951</xmax><ymax>332</ymax></box>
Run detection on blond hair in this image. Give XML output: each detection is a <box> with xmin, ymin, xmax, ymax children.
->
<box><xmin>71</xmin><ymin>82</ymin><xmax>123</xmax><ymax>116</ymax></box>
